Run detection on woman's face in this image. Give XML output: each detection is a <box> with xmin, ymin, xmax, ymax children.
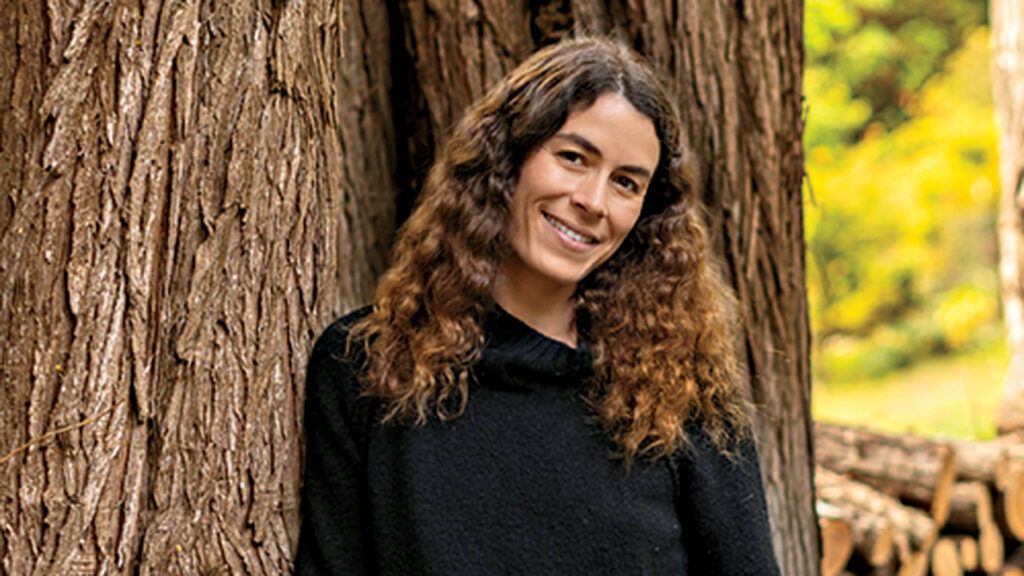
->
<box><xmin>504</xmin><ymin>92</ymin><xmax>660</xmax><ymax>294</ymax></box>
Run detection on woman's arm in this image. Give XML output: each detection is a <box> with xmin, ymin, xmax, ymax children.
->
<box><xmin>294</xmin><ymin>319</ymin><xmax>374</xmax><ymax>575</ymax></box>
<box><xmin>677</xmin><ymin>425</ymin><xmax>781</xmax><ymax>575</ymax></box>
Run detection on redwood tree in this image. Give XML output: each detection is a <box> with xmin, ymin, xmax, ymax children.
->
<box><xmin>993</xmin><ymin>0</ymin><xmax>1024</xmax><ymax>434</ymax></box>
<box><xmin>0</xmin><ymin>0</ymin><xmax>395</xmax><ymax>572</ymax></box>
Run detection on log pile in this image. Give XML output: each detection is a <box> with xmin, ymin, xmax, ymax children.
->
<box><xmin>814</xmin><ymin>422</ymin><xmax>1024</xmax><ymax>575</ymax></box>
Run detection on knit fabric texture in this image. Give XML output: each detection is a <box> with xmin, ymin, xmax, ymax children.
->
<box><xmin>294</xmin><ymin>306</ymin><xmax>781</xmax><ymax>575</ymax></box>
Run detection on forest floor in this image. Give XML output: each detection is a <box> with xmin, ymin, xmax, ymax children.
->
<box><xmin>812</xmin><ymin>335</ymin><xmax>1008</xmax><ymax>440</ymax></box>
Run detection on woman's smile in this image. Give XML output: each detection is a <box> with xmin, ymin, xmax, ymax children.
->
<box><xmin>542</xmin><ymin>211</ymin><xmax>598</xmax><ymax>248</ymax></box>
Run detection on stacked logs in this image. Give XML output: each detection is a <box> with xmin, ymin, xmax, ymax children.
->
<box><xmin>814</xmin><ymin>421</ymin><xmax>1024</xmax><ymax>575</ymax></box>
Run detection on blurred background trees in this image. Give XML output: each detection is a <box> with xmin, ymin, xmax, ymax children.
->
<box><xmin>806</xmin><ymin>0</ymin><xmax>1006</xmax><ymax>436</ymax></box>
<box><xmin>992</xmin><ymin>0</ymin><xmax>1024</xmax><ymax>434</ymax></box>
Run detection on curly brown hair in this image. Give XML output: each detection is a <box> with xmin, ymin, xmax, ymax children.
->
<box><xmin>351</xmin><ymin>36</ymin><xmax>751</xmax><ymax>462</ymax></box>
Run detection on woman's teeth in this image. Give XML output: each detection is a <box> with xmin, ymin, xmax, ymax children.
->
<box><xmin>544</xmin><ymin>213</ymin><xmax>595</xmax><ymax>244</ymax></box>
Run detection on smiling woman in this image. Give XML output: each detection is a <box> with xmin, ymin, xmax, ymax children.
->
<box><xmin>497</xmin><ymin>92</ymin><xmax>660</xmax><ymax>347</ymax></box>
<box><xmin>295</xmin><ymin>37</ymin><xmax>780</xmax><ymax>575</ymax></box>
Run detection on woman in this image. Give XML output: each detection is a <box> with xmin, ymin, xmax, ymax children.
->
<box><xmin>295</xmin><ymin>37</ymin><xmax>780</xmax><ymax>575</ymax></box>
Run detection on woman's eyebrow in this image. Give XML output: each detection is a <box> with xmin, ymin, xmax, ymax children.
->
<box><xmin>552</xmin><ymin>132</ymin><xmax>653</xmax><ymax>178</ymax></box>
<box><xmin>553</xmin><ymin>132</ymin><xmax>602</xmax><ymax>156</ymax></box>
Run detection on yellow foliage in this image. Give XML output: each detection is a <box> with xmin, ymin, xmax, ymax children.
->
<box><xmin>935</xmin><ymin>286</ymin><xmax>999</xmax><ymax>350</ymax></box>
<box><xmin>805</xmin><ymin>26</ymin><xmax>1001</xmax><ymax>381</ymax></box>
<box><xmin>806</xmin><ymin>28</ymin><xmax>997</xmax><ymax>323</ymax></box>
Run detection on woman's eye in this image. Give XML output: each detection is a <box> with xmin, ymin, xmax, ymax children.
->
<box><xmin>615</xmin><ymin>176</ymin><xmax>640</xmax><ymax>194</ymax></box>
<box><xmin>557</xmin><ymin>150</ymin><xmax>584</xmax><ymax>165</ymax></box>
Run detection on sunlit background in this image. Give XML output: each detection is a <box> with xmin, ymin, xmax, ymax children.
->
<box><xmin>805</xmin><ymin>0</ymin><xmax>1004</xmax><ymax>439</ymax></box>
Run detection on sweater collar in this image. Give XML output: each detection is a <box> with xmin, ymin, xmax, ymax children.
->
<box><xmin>475</xmin><ymin>305</ymin><xmax>594</xmax><ymax>386</ymax></box>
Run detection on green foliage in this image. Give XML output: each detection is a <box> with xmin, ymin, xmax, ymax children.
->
<box><xmin>819</xmin><ymin>322</ymin><xmax>942</xmax><ymax>383</ymax></box>
<box><xmin>805</xmin><ymin>6</ymin><xmax>1001</xmax><ymax>387</ymax></box>
<box><xmin>805</xmin><ymin>0</ymin><xmax>987</xmax><ymax>150</ymax></box>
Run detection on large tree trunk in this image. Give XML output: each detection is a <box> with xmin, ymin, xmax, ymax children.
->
<box><xmin>994</xmin><ymin>0</ymin><xmax>1024</xmax><ymax>433</ymax></box>
<box><xmin>393</xmin><ymin>1</ymin><xmax>816</xmax><ymax>574</ymax></box>
<box><xmin>0</xmin><ymin>0</ymin><xmax>395</xmax><ymax>573</ymax></box>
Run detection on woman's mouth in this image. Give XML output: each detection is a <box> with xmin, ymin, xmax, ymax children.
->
<box><xmin>542</xmin><ymin>212</ymin><xmax>597</xmax><ymax>245</ymax></box>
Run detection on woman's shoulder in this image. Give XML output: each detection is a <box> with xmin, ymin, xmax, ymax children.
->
<box><xmin>305</xmin><ymin>306</ymin><xmax>376</xmax><ymax>424</ymax></box>
<box><xmin>304</xmin><ymin>306</ymin><xmax>379</xmax><ymax>464</ymax></box>
<box><xmin>316</xmin><ymin>305</ymin><xmax>374</xmax><ymax>347</ymax></box>
<box><xmin>675</xmin><ymin>422</ymin><xmax>779</xmax><ymax>574</ymax></box>
<box><xmin>309</xmin><ymin>306</ymin><xmax>374</xmax><ymax>368</ymax></box>
<box><xmin>677</xmin><ymin>421</ymin><xmax>760</xmax><ymax>475</ymax></box>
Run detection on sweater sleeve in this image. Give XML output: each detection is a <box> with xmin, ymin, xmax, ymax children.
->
<box><xmin>676</xmin><ymin>426</ymin><xmax>781</xmax><ymax>575</ymax></box>
<box><xmin>294</xmin><ymin>318</ymin><xmax>374</xmax><ymax>575</ymax></box>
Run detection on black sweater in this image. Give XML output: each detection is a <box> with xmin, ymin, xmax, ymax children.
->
<box><xmin>294</xmin><ymin>307</ymin><xmax>780</xmax><ymax>575</ymax></box>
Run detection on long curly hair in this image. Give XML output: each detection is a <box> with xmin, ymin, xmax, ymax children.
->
<box><xmin>352</xmin><ymin>36</ymin><xmax>751</xmax><ymax>462</ymax></box>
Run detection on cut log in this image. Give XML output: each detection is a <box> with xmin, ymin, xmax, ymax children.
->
<box><xmin>1001</xmin><ymin>460</ymin><xmax>1024</xmax><ymax>540</ymax></box>
<box><xmin>895</xmin><ymin>550</ymin><xmax>928</xmax><ymax>576</ymax></box>
<box><xmin>949</xmin><ymin>433</ymin><xmax>1024</xmax><ymax>489</ymax></box>
<box><xmin>815</xmin><ymin>469</ymin><xmax>897</xmax><ymax>567</ymax></box>
<box><xmin>945</xmin><ymin>481</ymin><xmax>995</xmax><ymax>532</ymax></box>
<box><xmin>860</xmin><ymin>526</ymin><xmax>896</xmax><ymax>569</ymax></box>
<box><xmin>926</xmin><ymin>476</ymin><xmax>1004</xmax><ymax>572</ymax></box>
<box><xmin>929</xmin><ymin>538</ymin><xmax>963</xmax><ymax>576</ymax></box>
<box><xmin>950</xmin><ymin>437</ymin><xmax>1011</xmax><ymax>485</ymax></box>
<box><xmin>816</xmin><ymin>467</ymin><xmax>935</xmax><ymax>557</ymax></box>
<box><xmin>818</xmin><ymin>502</ymin><xmax>854</xmax><ymax>576</ymax></box>
<box><xmin>950</xmin><ymin>536</ymin><xmax>978</xmax><ymax>572</ymax></box>
<box><xmin>977</xmin><ymin>523</ymin><xmax>1004</xmax><ymax>574</ymax></box>
<box><xmin>943</xmin><ymin>481</ymin><xmax>1003</xmax><ymax>572</ymax></box>
<box><xmin>950</xmin><ymin>435</ymin><xmax>1024</xmax><ymax>541</ymax></box>
<box><xmin>815</xmin><ymin>422</ymin><xmax>956</xmax><ymax>525</ymax></box>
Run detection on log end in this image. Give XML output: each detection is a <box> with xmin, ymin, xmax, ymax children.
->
<box><xmin>929</xmin><ymin>538</ymin><xmax>963</xmax><ymax>576</ymax></box>
<box><xmin>820</xmin><ymin>517</ymin><xmax>853</xmax><ymax>576</ymax></box>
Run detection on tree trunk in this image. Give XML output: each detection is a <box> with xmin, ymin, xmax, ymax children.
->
<box><xmin>392</xmin><ymin>1</ymin><xmax>815</xmax><ymax>574</ymax></box>
<box><xmin>0</xmin><ymin>0</ymin><xmax>395</xmax><ymax>573</ymax></box>
<box><xmin>993</xmin><ymin>0</ymin><xmax>1024</xmax><ymax>434</ymax></box>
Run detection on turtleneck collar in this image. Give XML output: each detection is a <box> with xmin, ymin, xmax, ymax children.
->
<box><xmin>474</xmin><ymin>305</ymin><xmax>594</xmax><ymax>387</ymax></box>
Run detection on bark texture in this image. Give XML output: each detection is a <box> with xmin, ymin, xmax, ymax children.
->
<box><xmin>392</xmin><ymin>2</ymin><xmax>815</xmax><ymax>573</ymax></box>
<box><xmin>0</xmin><ymin>0</ymin><xmax>395</xmax><ymax>573</ymax></box>
<box><xmin>994</xmin><ymin>0</ymin><xmax>1024</xmax><ymax>433</ymax></box>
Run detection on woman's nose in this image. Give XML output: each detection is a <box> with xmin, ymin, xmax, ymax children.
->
<box><xmin>570</xmin><ymin>174</ymin><xmax>609</xmax><ymax>218</ymax></box>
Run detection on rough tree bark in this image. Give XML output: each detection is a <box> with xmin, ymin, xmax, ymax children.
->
<box><xmin>0</xmin><ymin>0</ymin><xmax>395</xmax><ymax>573</ymax></box>
<box><xmin>392</xmin><ymin>1</ymin><xmax>816</xmax><ymax>574</ymax></box>
<box><xmin>994</xmin><ymin>0</ymin><xmax>1024</xmax><ymax>433</ymax></box>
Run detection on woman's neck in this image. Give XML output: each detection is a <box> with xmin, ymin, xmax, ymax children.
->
<box><xmin>492</xmin><ymin>272</ymin><xmax>578</xmax><ymax>349</ymax></box>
